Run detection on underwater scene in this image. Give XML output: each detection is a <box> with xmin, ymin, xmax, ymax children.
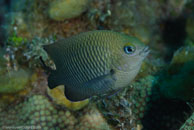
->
<box><xmin>0</xmin><ymin>0</ymin><xmax>194</xmax><ymax>130</ymax></box>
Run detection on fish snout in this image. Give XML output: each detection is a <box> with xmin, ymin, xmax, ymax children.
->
<box><xmin>139</xmin><ymin>46</ymin><xmax>150</xmax><ymax>57</ymax></box>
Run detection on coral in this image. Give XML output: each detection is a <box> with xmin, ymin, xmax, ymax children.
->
<box><xmin>109</xmin><ymin>0</ymin><xmax>188</xmax><ymax>31</ymax></box>
<box><xmin>97</xmin><ymin>75</ymin><xmax>156</xmax><ymax>129</ymax></box>
<box><xmin>49</xmin><ymin>0</ymin><xmax>90</xmax><ymax>21</ymax></box>
<box><xmin>180</xmin><ymin>112</ymin><xmax>194</xmax><ymax>130</ymax></box>
<box><xmin>109</xmin><ymin>0</ymin><xmax>164</xmax><ymax>42</ymax></box>
<box><xmin>159</xmin><ymin>46</ymin><xmax>194</xmax><ymax>100</ymax></box>
<box><xmin>107</xmin><ymin>0</ymin><xmax>190</xmax><ymax>62</ymax></box>
<box><xmin>0</xmin><ymin>95</ymin><xmax>113</xmax><ymax>130</ymax></box>
<box><xmin>47</xmin><ymin>85</ymin><xmax>89</xmax><ymax>111</ymax></box>
<box><xmin>130</xmin><ymin>75</ymin><xmax>158</xmax><ymax>122</ymax></box>
<box><xmin>98</xmin><ymin>72</ymin><xmax>192</xmax><ymax>130</ymax></box>
<box><xmin>4</xmin><ymin>0</ymin><xmax>97</xmax><ymax>39</ymax></box>
<box><xmin>3</xmin><ymin>1</ymin><xmax>95</xmax><ymax>69</ymax></box>
<box><xmin>0</xmin><ymin>72</ymin><xmax>111</xmax><ymax>129</ymax></box>
<box><xmin>110</xmin><ymin>0</ymin><xmax>156</xmax><ymax>27</ymax></box>
<box><xmin>0</xmin><ymin>49</ymin><xmax>37</xmax><ymax>106</ymax></box>
<box><xmin>1</xmin><ymin>0</ymin><xmax>193</xmax><ymax>129</ymax></box>
<box><xmin>76</xmin><ymin>104</ymin><xmax>113</xmax><ymax>130</ymax></box>
<box><xmin>87</xmin><ymin>0</ymin><xmax>111</xmax><ymax>28</ymax></box>
<box><xmin>5</xmin><ymin>35</ymin><xmax>55</xmax><ymax>68</ymax></box>
<box><xmin>0</xmin><ymin>95</ymin><xmax>77</xmax><ymax>129</ymax></box>
<box><xmin>137</xmin><ymin>46</ymin><xmax>194</xmax><ymax>129</ymax></box>
<box><xmin>23</xmin><ymin>37</ymin><xmax>54</xmax><ymax>67</ymax></box>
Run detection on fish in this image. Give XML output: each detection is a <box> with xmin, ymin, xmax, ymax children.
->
<box><xmin>43</xmin><ymin>30</ymin><xmax>149</xmax><ymax>102</ymax></box>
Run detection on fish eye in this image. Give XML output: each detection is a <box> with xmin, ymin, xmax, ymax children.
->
<box><xmin>124</xmin><ymin>45</ymin><xmax>135</xmax><ymax>54</ymax></box>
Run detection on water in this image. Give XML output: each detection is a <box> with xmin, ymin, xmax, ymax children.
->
<box><xmin>0</xmin><ymin>0</ymin><xmax>194</xmax><ymax>130</ymax></box>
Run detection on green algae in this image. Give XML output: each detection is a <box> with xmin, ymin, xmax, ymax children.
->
<box><xmin>7</xmin><ymin>33</ymin><xmax>27</xmax><ymax>47</ymax></box>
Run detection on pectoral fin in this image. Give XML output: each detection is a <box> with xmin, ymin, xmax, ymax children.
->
<box><xmin>65</xmin><ymin>69</ymin><xmax>117</xmax><ymax>101</ymax></box>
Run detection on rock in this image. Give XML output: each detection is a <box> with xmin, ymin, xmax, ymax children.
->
<box><xmin>49</xmin><ymin>0</ymin><xmax>90</xmax><ymax>21</ymax></box>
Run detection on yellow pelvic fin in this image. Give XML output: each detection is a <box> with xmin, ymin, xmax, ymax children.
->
<box><xmin>47</xmin><ymin>85</ymin><xmax>89</xmax><ymax>111</ymax></box>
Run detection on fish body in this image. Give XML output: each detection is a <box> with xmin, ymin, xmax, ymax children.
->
<box><xmin>43</xmin><ymin>30</ymin><xmax>149</xmax><ymax>101</ymax></box>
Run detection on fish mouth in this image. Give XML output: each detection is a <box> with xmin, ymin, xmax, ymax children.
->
<box><xmin>139</xmin><ymin>46</ymin><xmax>150</xmax><ymax>57</ymax></box>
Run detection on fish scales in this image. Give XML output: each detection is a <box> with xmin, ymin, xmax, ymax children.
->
<box><xmin>60</xmin><ymin>33</ymin><xmax>110</xmax><ymax>85</ymax></box>
<box><xmin>61</xmin><ymin>33</ymin><xmax>112</xmax><ymax>97</ymax></box>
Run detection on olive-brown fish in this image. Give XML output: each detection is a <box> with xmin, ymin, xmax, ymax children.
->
<box><xmin>43</xmin><ymin>30</ymin><xmax>149</xmax><ymax>101</ymax></box>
